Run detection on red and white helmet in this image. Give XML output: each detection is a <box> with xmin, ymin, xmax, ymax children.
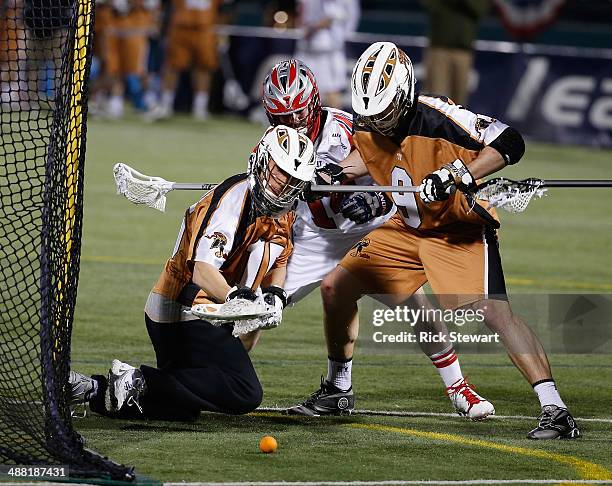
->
<box><xmin>262</xmin><ymin>59</ymin><xmax>322</xmax><ymax>142</ymax></box>
<box><xmin>351</xmin><ymin>42</ymin><xmax>416</xmax><ymax>135</ymax></box>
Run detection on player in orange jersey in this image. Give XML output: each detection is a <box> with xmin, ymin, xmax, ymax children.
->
<box><xmin>68</xmin><ymin>126</ymin><xmax>316</xmax><ymax>420</ymax></box>
<box><xmin>291</xmin><ymin>42</ymin><xmax>579</xmax><ymax>440</ymax></box>
<box><xmin>145</xmin><ymin>0</ymin><xmax>220</xmax><ymax>121</ymax></box>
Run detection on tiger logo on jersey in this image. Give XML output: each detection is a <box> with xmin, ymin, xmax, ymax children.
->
<box><xmin>350</xmin><ymin>237</ymin><xmax>370</xmax><ymax>259</ymax></box>
<box><xmin>205</xmin><ymin>232</ymin><xmax>228</xmax><ymax>259</ymax></box>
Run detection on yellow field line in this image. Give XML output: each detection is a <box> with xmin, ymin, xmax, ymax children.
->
<box><xmin>348</xmin><ymin>423</ymin><xmax>612</xmax><ymax>481</ymax></box>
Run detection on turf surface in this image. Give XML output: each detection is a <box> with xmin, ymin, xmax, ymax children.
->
<box><xmin>67</xmin><ymin>115</ymin><xmax>612</xmax><ymax>483</ymax></box>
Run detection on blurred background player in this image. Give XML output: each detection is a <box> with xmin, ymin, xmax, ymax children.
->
<box><xmin>422</xmin><ymin>0</ymin><xmax>489</xmax><ymax>106</ymax></box>
<box><xmin>68</xmin><ymin>126</ymin><xmax>315</xmax><ymax>420</ymax></box>
<box><xmin>22</xmin><ymin>0</ymin><xmax>73</xmax><ymax>109</ymax></box>
<box><xmin>103</xmin><ymin>0</ymin><xmax>159</xmax><ymax>118</ymax></box>
<box><xmin>295</xmin><ymin>0</ymin><xmax>359</xmax><ymax>109</ymax></box>
<box><xmin>0</xmin><ymin>0</ymin><xmax>26</xmax><ymax>109</ymax></box>
<box><xmin>146</xmin><ymin>0</ymin><xmax>220</xmax><ymax>121</ymax></box>
<box><xmin>263</xmin><ymin>60</ymin><xmax>495</xmax><ymax>420</ymax></box>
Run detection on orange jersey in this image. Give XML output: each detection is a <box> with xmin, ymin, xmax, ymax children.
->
<box><xmin>353</xmin><ymin>94</ymin><xmax>507</xmax><ymax>234</ymax></box>
<box><xmin>170</xmin><ymin>0</ymin><xmax>219</xmax><ymax>27</ymax></box>
<box><xmin>153</xmin><ymin>174</ymin><xmax>293</xmax><ymax>306</ymax></box>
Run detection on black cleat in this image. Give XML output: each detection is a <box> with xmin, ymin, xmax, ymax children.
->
<box><xmin>68</xmin><ymin>371</ymin><xmax>97</xmax><ymax>405</ymax></box>
<box><xmin>285</xmin><ymin>377</ymin><xmax>354</xmax><ymax>416</ymax></box>
<box><xmin>527</xmin><ymin>405</ymin><xmax>581</xmax><ymax>440</ymax></box>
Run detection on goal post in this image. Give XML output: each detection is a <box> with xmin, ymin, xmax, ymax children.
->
<box><xmin>1</xmin><ymin>0</ymin><xmax>133</xmax><ymax>480</ymax></box>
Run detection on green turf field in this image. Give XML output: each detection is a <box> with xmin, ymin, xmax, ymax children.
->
<box><xmin>68</xmin><ymin>115</ymin><xmax>612</xmax><ymax>484</ymax></box>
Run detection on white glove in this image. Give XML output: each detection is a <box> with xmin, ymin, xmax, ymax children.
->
<box><xmin>419</xmin><ymin>159</ymin><xmax>476</xmax><ymax>204</ymax></box>
<box><xmin>258</xmin><ymin>286</ymin><xmax>288</xmax><ymax>330</ymax></box>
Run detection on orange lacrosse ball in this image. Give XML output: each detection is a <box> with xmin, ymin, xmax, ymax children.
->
<box><xmin>259</xmin><ymin>435</ymin><xmax>278</xmax><ymax>453</ymax></box>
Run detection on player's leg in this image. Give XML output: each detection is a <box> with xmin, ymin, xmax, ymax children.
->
<box><xmin>424</xmin><ymin>46</ymin><xmax>452</xmax><ymax>99</ymax></box>
<box><xmin>406</xmin><ymin>290</ymin><xmax>482</xmax><ymax>410</ymax></box>
<box><xmin>287</xmin><ymin>217</ymin><xmax>426</xmax><ymax>416</ymax></box>
<box><xmin>145</xmin><ymin>25</ymin><xmax>187</xmax><ymax>121</ymax></box>
<box><xmin>422</xmin><ymin>227</ymin><xmax>578</xmax><ymax>437</ymax></box>
<box><xmin>191</xmin><ymin>27</ymin><xmax>217</xmax><ymax>120</ymax></box>
<box><xmin>70</xmin><ymin>316</ymin><xmax>263</xmax><ymax>420</ymax></box>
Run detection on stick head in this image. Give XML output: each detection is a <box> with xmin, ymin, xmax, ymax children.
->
<box><xmin>113</xmin><ymin>163</ymin><xmax>171</xmax><ymax>212</ymax></box>
<box><xmin>475</xmin><ymin>178</ymin><xmax>547</xmax><ymax>213</ymax></box>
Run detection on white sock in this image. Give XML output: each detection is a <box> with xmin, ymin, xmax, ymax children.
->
<box><xmin>429</xmin><ymin>346</ymin><xmax>464</xmax><ymax>388</ymax></box>
<box><xmin>326</xmin><ymin>357</ymin><xmax>352</xmax><ymax>391</ymax></box>
<box><xmin>161</xmin><ymin>90</ymin><xmax>174</xmax><ymax>111</ymax></box>
<box><xmin>193</xmin><ymin>91</ymin><xmax>209</xmax><ymax>116</ymax></box>
<box><xmin>107</xmin><ymin>95</ymin><xmax>124</xmax><ymax>118</ymax></box>
<box><xmin>533</xmin><ymin>380</ymin><xmax>567</xmax><ymax>409</ymax></box>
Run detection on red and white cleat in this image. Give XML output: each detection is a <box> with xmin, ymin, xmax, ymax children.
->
<box><xmin>446</xmin><ymin>378</ymin><xmax>495</xmax><ymax>421</ymax></box>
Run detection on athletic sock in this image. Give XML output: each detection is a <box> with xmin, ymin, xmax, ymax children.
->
<box><xmin>161</xmin><ymin>90</ymin><xmax>174</xmax><ymax>112</ymax></box>
<box><xmin>193</xmin><ymin>91</ymin><xmax>209</xmax><ymax>118</ymax></box>
<box><xmin>326</xmin><ymin>357</ymin><xmax>352</xmax><ymax>392</ymax></box>
<box><xmin>533</xmin><ymin>379</ymin><xmax>567</xmax><ymax>409</ymax></box>
<box><xmin>429</xmin><ymin>345</ymin><xmax>464</xmax><ymax>388</ymax></box>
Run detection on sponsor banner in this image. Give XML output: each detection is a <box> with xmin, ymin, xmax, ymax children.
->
<box><xmin>222</xmin><ymin>27</ymin><xmax>612</xmax><ymax>147</ymax></box>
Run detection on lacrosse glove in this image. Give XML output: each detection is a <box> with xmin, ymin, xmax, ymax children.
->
<box><xmin>259</xmin><ymin>285</ymin><xmax>288</xmax><ymax>330</ymax></box>
<box><xmin>226</xmin><ymin>285</ymin><xmax>258</xmax><ymax>302</ymax></box>
<box><xmin>340</xmin><ymin>191</ymin><xmax>387</xmax><ymax>224</ymax></box>
<box><xmin>302</xmin><ymin>163</ymin><xmax>347</xmax><ymax>202</ymax></box>
<box><xmin>420</xmin><ymin>159</ymin><xmax>476</xmax><ymax>204</ymax></box>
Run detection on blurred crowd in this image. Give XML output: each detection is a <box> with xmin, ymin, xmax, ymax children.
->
<box><xmin>0</xmin><ymin>0</ymin><xmax>366</xmax><ymax>118</ymax></box>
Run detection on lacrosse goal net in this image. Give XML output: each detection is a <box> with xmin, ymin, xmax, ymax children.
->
<box><xmin>0</xmin><ymin>0</ymin><xmax>133</xmax><ymax>480</ymax></box>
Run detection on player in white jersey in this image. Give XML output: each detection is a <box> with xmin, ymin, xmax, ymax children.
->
<box><xmin>262</xmin><ymin>60</ymin><xmax>495</xmax><ymax>420</ymax></box>
<box><xmin>262</xmin><ymin>60</ymin><xmax>394</xmax><ymax>304</ymax></box>
<box><xmin>295</xmin><ymin>0</ymin><xmax>359</xmax><ymax>107</ymax></box>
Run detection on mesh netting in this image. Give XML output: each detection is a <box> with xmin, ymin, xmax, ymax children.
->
<box><xmin>475</xmin><ymin>178</ymin><xmax>547</xmax><ymax>213</ymax></box>
<box><xmin>1</xmin><ymin>0</ymin><xmax>133</xmax><ymax>480</ymax></box>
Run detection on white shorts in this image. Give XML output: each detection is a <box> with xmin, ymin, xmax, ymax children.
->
<box><xmin>294</xmin><ymin>49</ymin><xmax>347</xmax><ymax>94</ymax></box>
<box><xmin>284</xmin><ymin>227</ymin><xmax>371</xmax><ymax>304</ymax></box>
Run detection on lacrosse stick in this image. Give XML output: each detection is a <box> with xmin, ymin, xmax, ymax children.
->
<box><xmin>113</xmin><ymin>163</ymin><xmax>612</xmax><ymax>215</ymax></box>
<box><xmin>113</xmin><ymin>163</ymin><xmax>217</xmax><ymax>212</ymax></box>
<box><xmin>187</xmin><ymin>298</ymin><xmax>277</xmax><ymax>337</ymax></box>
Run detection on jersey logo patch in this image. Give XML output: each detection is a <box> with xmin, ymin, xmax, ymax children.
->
<box><xmin>350</xmin><ymin>237</ymin><xmax>370</xmax><ymax>259</ymax></box>
<box><xmin>205</xmin><ymin>232</ymin><xmax>228</xmax><ymax>259</ymax></box>
<box><xmin>475</xmin><ymin>116</ymin><xmax>496</xmax><ymax>136</ymax></box>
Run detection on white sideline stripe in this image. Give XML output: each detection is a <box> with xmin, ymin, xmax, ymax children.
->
<box><xmin>164</xmin><ymin>480</ymin><xmax>612</xmax><ymax>485</ymax></box>
<box><xmin>257</xmin><ymin>407</ymin><xmax>612</xmax><ymax>424</ymax></box>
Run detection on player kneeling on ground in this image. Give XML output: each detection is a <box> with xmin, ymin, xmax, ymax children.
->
<box><xmin>69</xmin><ymin>126</ymin><xmax>315</xmax><ymax>420</ymax></box>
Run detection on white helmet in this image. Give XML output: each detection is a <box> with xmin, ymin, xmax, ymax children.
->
<box><xmin>351</xmin><ymin>42</ymin><xmax>416</xmax><ymax>135</ymax></box>
<box><xmin>248</xmin><ymin>125</ymin><xmax>316</xmax><ymax>218</ymax></box>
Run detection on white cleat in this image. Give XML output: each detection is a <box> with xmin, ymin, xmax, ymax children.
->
<box><xmin>105</xmin><ymin>359</ymin><xmax>147</xmax><ymax>413</ymax></box>
<box><xmin>446</xmin><ymin>378</ymin><xmax>495</xmax><ymax>421</ymax></box>
<box><xmin>143</xmin><ymin>103</ymin><xmax>172</xmax><ymax>122</ymax></box>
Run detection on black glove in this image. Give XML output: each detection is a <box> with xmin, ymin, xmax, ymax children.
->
<box><xmin>302</xmin><ymin>163</ymin><xmax>347</xmax><ymax>202</ymax></box>
<box><xmin>340</xmin><ymin>192</ymin><xmax>387</xmax><ymax>224</ymax></box>
<box><xmin>419</xmin><ymin>159</ymin><xmax>476</xmax><ymax>204</ymax></box>
<box><xmin>225</xmin><ymin>285</ymin><xmax>258</xmax><ymax>302</ymax></box>
<box><xmin>261</xmin><ymin>285</ymin><xmax>288</xmax><ymax>309</ymax></box>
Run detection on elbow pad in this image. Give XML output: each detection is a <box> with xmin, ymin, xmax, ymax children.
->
<box><xmin>488</xmin><ymin>127</ymin><xmax>525</xmax><ymax>165</ymax></box>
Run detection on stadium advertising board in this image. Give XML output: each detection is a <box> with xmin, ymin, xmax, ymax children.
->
<box><xmin>222</xmin><ymin>27</ymin><xmax>612</xmax><ymax>147</ymax></box>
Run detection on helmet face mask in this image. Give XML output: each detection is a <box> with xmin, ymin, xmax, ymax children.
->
<box><xmin>262</xmin><ymin>60</ymin><xmax>322</xmax><ymax>141</ymax></box>
<box><xmin>351</xmin><ymin>42</ymin><xmax>416</xmax><ymax>136</ymax></box>
<box><xmin>248</xmin><ymin>126</ymin><xmax>316</xmax><ymax>218</ymax></box>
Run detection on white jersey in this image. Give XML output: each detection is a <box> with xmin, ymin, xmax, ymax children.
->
<box><xmin>296</xmin><ymin>0</ymin><xmax>358</xmax><ymax>53</ymax></box>
<box><xmin>293</xmin><ymin>107</ymin><xmax>394</xmax><ymax>237</ymax></box>
<box><xmin>285</xmin><ymin>108</ymin><xmax>395</xmax><ymax>302</ymax></box>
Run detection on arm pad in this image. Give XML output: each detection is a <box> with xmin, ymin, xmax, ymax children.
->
<box><xmin>488</xmin><ymin>126</ymin><xmax>525</xmax><ymax>165</ymax></box>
